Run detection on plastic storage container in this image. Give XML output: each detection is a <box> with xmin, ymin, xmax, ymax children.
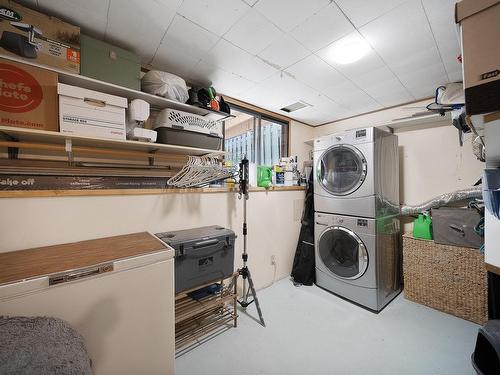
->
<box><xmin>156</xmin><ymin>226</ymin><xmax>235</xmax><ymax>294</ymax></box>
<box><xmin>154</xmin><ymin>108</ymin><xmax>223</xmax><ymax>149</ymax></box>
<box><xmin>472</xmin><ymin>320</ymin><xmax>500</xmax><ymax>375</ymax></box>
<box><xmin>80</xmin><ymin>34</ymin><xmax>141</xmax><ymax>90</ymax></box>
<box><xmin>431</xmin><ymin>207</ymin><xmax>483</xmax><ymax>249</ymax></box>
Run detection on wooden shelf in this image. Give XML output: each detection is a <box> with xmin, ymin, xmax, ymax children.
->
<box><xmin>175</xmin><ymin>274</ymin><xmax>238</xmax><ymax>353</ymax></box>
<box><xmin>387</xmin><ymin>112</ymin><xmax>451</xmax><ymax>131</ymax></box>
<box><xmin>0</xmin><ymin>185</ymin><xmax>306</xmax><ymax>198</ymax></box>
<box><xmin>0</xmin><ymin>54</ymin><xmax>232</xmax><ymax>122</ymax></box>
<box><xmin>0</xmin><ymin>125</ymin><xmax>224</xmax><ymax>157</ymax></box>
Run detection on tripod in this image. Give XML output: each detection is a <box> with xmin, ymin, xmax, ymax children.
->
<box><xmin>236</xmin><ymin>157</ymin><xmax>266</xmax><ymax>327</ymax></box>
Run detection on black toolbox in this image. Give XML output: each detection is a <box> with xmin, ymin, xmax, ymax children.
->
<box><xmin>156</xmin><ymin>225</ymin><xmax>236</xmax><ymax>294</ymax></box>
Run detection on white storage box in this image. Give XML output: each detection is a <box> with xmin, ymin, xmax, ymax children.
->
<box><xmin>58</xmin><ymin>83</ymin><xmax>127</xmax><ymax>140</ymax></box>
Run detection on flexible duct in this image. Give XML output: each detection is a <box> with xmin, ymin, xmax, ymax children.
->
<box><xmin>400</xmin><ymin>186</ymin><xmax>482</xmax><ymax>216</ymax></box>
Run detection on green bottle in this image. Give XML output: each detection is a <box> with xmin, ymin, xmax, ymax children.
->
<box><xmin>413</xmin><ymin>213</ymin><xmax>433</xmax><ymax>240</ymax></box>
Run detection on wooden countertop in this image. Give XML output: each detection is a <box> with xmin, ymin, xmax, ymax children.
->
<box><xmin>0</xmin><ymin>232</ymin><xmax>169</xmax><ymax>285</ymax></box>
<box><xmin>0</xmin><ymin>185</ymin><xmax>306</xmax><ymax>198</ymax></box>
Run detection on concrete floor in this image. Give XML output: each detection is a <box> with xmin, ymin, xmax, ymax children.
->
<box><xmin>176</xmin><ymin>279</ymin><xmax>479</xmax><ymax>375</ymax></box>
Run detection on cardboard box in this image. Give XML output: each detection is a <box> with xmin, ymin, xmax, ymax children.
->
<box><xmin>0</xmin><ymin>0</ymin><xmax>80</xmax><ymax>73</ymax></box>
<box><xmin>0</xmin><ymin>57</ymin><xmax>58</xmax><ymax>131</ymax></box>
<box><xmin>58</xmin><ymin>83</ymin><xmax>127</xmax><ymax>140</ymax></box>
<box><xmin>455</xmin><ymin>0</ymin><xmax>500</xmax><ymax>115</ymax></box>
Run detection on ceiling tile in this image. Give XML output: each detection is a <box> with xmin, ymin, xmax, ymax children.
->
<box><xmin>161</xmin><ymin>15</ymin><xmax>219</xmax><ymax>58</ymax></box>
<box><xmin>290</xmin><ymin>3</ymin><xmax>354</xmax><ymax>52</ymax></box>
<box><xmin>261</xmin><ymin>73</ymin><xmax>316</xmax><ymax>102</ymax></box>
<box><xmin>224</xmin><ymin>9</ymin><xmax>282</xmax><ymax>55</ymax></box>
<box><xmin>106</xmin><ymin>0</ymin><xmax>176</xmax><ymax>63</ymax></box>
<box><xmin>360</xmin><ymin>1</ymin><xmax>437</xmax><ymax>64</ymax></box>
<box><xmin>335</xmin><ymin>0</ymin><xmax>409</xmax><ymax>28</ymax></box>
<box><xmin>289</xmin><ymin>107</ymin><xmax>331</xmax><ymax>126</ymax></box>
<box><xmin>202</xmin><ymin>39</ymin><xmax>278</xmax><ymax>83</ymax></box>
<box><xmin>254</xmin><ymin>0</ymin><xmax>330</xmax><ymax>32</ymax></box>
<box><xmin>38</xmin><ymin>0</ymin><xmax>109</xmax><ymax>39</ymax></box>
<box><xmin>156</xmin><ymin>0</ymin><xmax>183</xmax><ymax>9</ymax></box>
<box><xmin>177</xmin><ymin>0</ymin><xmax>250</xmax><ymax>36</ymax></box>
<box><xmin>285</xmin><ymin>55</ymin><xmax>347</xmax><ymax>91</ymax></box>
<box><xmin>151</xmin><ymin>43</ymin><xmax>201</xmax><ymax>79</ymax></box>
<box><xmin>422</xmin><ymin>0</ymin><xmax>462</xmax><ymax>82</ymax></box>
<box><xmin>392</xmin><ymin>51</ymin><xmax>448</xmax><ymax>98</ymax></box>
<box><xmin>237</xmin><ymin>84</ymin><xmax>295</xmax><ymax>113</ymax></box>
<box><xmin>317</xmin><ymin>31</ymin><xmax>385</xmax><ymax>79</ymax></box>
<box><xmin>188</xmin><ymin>62</ymin><xmax>255</xmax><ymax>97</ymax></box>
<box><xmin>258</xmin><ymin>34</ymin><xmax>311</xmax><ymax>70</ymax></box>
<box><xmin>323</xmin><ymin>80</ymin><xmax>382</xmax><ymax>112</ymax></box>
<box><xmin>388</xmin><ymin>45</ymin><xmax>447</xmax><ymax>98</ymax></box>
<box><xmin>353</xmin><ymin>66</ymin><xmax>414</xmax><ymax>107</ymax></box>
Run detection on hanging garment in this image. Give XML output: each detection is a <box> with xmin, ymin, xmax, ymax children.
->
<box><xmin>291</xmin><ymin>173</ymin><xmax>315</xmax><ymax>285</ymax></box>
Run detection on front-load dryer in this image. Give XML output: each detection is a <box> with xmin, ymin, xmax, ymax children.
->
<box><xmin>314</xmin><ymin>212</ymin><xmax>401</xmax><ymax>311</ymax></box>
<box><xmin>313</xmin><ymin>127</ymin><xmax>399</xmax><ymax>218</ymax></box>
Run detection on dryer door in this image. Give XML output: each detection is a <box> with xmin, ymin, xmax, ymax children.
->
<box><xmin>316</xmin><ymin>145</ymin><xmax>367</xmax><ymax>196</ymax></box>
<box><xmin>318</xmin><ymin>226</ymin><xmax>368</xmax><ymax>280</ymax></box>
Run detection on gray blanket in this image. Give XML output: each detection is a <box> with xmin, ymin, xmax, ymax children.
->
<box><xmin>0</xmin><ymin>316</ymin><xmax>93</xmax><ymax>375</ymax></box>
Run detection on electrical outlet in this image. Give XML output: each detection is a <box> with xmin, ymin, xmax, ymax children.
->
<box><xmin>270</xmin><ymin>255</ymin><xmax>276</xmax><ymax>265</ymax></box>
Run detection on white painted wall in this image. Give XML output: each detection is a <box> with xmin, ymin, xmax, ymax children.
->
<box><xmin>290</xmin><ymin>120</ymin><xmax>314</xmax><ymax>167</ymax></box>
<box><xmin>0</xmin><ymin>190</ymin><xmax>304</xmax><ymax>290</ymax></box>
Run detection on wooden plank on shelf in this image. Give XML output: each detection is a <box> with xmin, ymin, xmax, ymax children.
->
<box><xmin>0</xmin><ymin>125</ymin><xmax>224</xmax><ymax>156</ymax></box>
<box><xmin>0</xmin><ymin>159</ymin><xmax>176</xmax><ymax>177</ymax></box>
<box><xmin>486</xmin><ymin>263</ymin><xmax>500</xmax><ymax>276</ymax></box>
<box><xmin>0</xmin><ymin>232</ymin><xmax>169</xmax><ymax>285</ymax></box>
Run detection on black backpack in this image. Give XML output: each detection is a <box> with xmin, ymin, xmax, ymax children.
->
<box><xmin>291</xmin><ymin>173</ymin><xmax>315</xmax><ymax>285</ymax></box>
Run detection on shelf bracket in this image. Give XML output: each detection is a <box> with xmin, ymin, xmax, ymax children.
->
<box><xmin>148</xmin><ymin>150</ymin><xmax>157</xmax><ymax>167</ymax></box>
<box><xmin>65</xmin><ymin>139</ymin><xmax>74</xmax><ymax>166</ymax></box>
<box><xmin>0</xmin><ymin>131</ymin><xmax>19</xmax><ymax>160</ymax></box>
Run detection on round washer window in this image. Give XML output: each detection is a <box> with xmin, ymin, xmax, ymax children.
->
<box><xmin>318</xmin><ymin>226</ymin><xmax>368</xmax><ymax>280</ymax></box>
<box><xmin>317</xmin><ymin>145</ymin><xmax>367</xmax><ymax>196</ymax></box>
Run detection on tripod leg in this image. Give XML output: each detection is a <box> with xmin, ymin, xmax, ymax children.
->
<box><xmin>246</xmin><ymin>269</ymin><xmax>266</xmax><ymax>327</ymax></box>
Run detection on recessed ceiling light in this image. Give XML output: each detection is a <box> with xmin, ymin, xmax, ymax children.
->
<box><xmin>328</xmin><ymin>34</ymin><xmax>371</xmax><ymax>65</ymax></box>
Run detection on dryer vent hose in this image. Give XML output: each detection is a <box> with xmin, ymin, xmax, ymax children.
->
<box><xmin>400</xmin><ymin>186</ymin><xmax>482</xmax><ymax>216</ymax></box>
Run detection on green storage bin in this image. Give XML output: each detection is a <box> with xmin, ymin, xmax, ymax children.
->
<box><xmin>80</xmin><ymin>34</ymin><xmax>141</xmax><ymax>90</ymax></box>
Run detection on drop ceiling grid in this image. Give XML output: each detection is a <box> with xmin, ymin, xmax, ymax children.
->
<box><xmin>26</xmin><ymin>0</ymin><xmax>460</xmax><ymax>126</ymax></box>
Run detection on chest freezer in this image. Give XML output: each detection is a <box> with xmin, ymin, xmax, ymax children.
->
<box><xmin>0</xmin><ymin>232</ymin><xmax>175</xmax><ymax>375</ymax></box>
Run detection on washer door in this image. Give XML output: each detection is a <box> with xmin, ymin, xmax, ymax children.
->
<box><xmin>317</xmin><ymin>145</ymin><xmax>367</xmax><ymax>196</ymax></box>
<box><xmin>318</xmin><ymin>226</ymin><xmax>368</xmax><ymax>280</ymax></box>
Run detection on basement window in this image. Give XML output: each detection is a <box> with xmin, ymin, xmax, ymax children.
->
<box><xmin>223</xmin><ymin>106</ymin><xmax>289</xmax><ymax>167</ymax></box>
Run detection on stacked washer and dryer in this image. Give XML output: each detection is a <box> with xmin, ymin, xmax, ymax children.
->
<box><xmin>313</xmin><ymin>127</ymin><xmax>401</xmax><ymax>311</ymax></box>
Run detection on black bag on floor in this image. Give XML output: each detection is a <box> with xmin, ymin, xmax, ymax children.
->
<box><xmin>291</xmin><ymin>173</ymin><xmax>315</xmax><ymax>285</ymax></box>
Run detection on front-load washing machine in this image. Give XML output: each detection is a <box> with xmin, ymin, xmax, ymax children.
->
<box><xmin>314</xmin><ymin>212</ymin><xmax>401</xmax><ymax>311</ymax></box>
<box><xmin>313</xmin><ymin>127</ymin><xmax>399</xmax><ymax>218</ymax></box>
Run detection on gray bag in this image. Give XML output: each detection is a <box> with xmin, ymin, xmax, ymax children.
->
<box><xmin>431</xmin><ymin>207</ymin><xmax>483</xmax><ymax>249</ymax></box>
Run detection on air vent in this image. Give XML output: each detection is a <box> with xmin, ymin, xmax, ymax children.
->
<box><xmin>280</xmin><ymin>101</ymin><xmax>310</xmax><ymax>113</ymax></box>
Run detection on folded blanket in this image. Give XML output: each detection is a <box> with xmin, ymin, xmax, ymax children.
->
<box><xmin>0</xmin><ymin>316</ymin><xmax>93</xmax><ymax>375</ymax></box>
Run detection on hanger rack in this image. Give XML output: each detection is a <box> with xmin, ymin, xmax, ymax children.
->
<box><xmin>167</xmin><ymin>153</ymin><xmax>236</xmax><ymax>188</ymax></box>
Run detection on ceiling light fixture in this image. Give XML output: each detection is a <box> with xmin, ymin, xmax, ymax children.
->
<box><xmin>328</xmin><ymin>34</ymin><xmax>371</xmax><ymax>65</ymax></box>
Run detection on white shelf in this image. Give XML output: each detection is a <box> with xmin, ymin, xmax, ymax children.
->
<box><xmin>387</xmin><ymin>112</ymin><xmax>451</xmax><ymax>131</ymax></box>
<box><xmin>0</xmin><ymin>126</ymin><xmax>224</xmax><ymax>156</ymax></box>
<box><xmin>0</xmin><ymin>54</ymin><xmax>232</xmax><ymax>122</ymax></box>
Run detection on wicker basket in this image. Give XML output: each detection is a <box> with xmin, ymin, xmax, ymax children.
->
<box><xmin>402</xmin><ymin>234</ymin><xmax>487</xmax><ymax>325</ymax></box>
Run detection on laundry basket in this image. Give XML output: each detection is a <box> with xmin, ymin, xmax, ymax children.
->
<box><xmin>402</xmin><ymin>233</ymin><xmax>487</xmax><ymax>325</ymax></box>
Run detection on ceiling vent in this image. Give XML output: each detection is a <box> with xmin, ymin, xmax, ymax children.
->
<box><xmin>280</xmin><ymin>101</ymin><xmax>310</xmax><ymax>113</ymax></box>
